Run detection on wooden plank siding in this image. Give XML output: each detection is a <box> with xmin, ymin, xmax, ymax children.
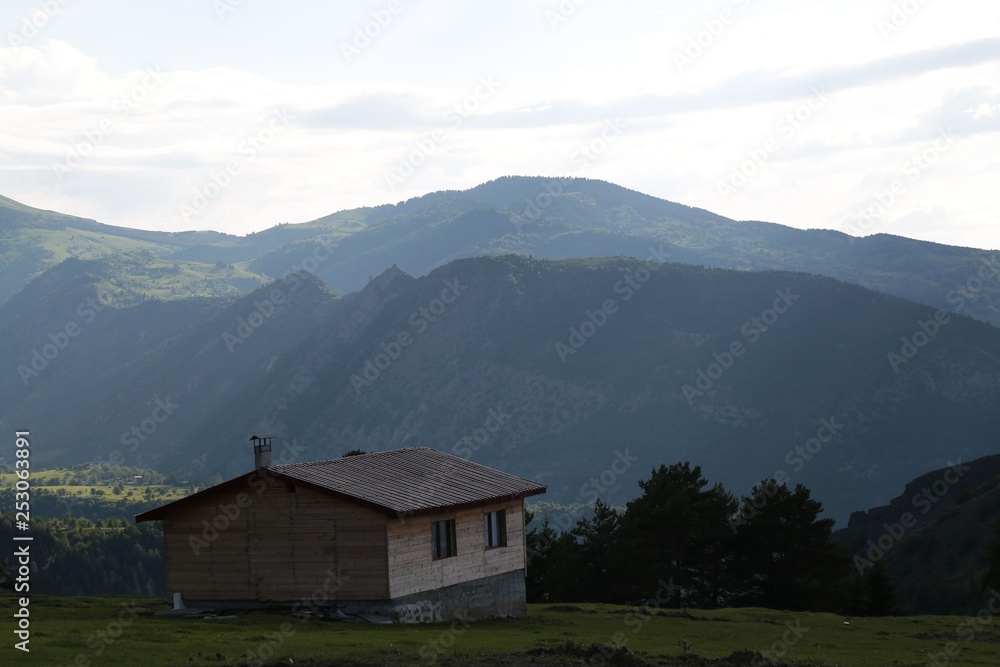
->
<box><xmin>161</xmin><ymin>478</ymin><xmax>389</xmax><ymax>601</ymax></box>
<box><xmin>386</xmin><ymin>500</ymin><xmax>526</xmax><ymax>599</ymax></box>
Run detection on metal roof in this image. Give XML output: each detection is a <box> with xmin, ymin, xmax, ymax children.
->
<box><xmin>271</xmin><ymin>447</ymin><xmax>546</xmax><ymax>515</ymax></box>
<box><xmin>135</xmin><ymin>447</ymin><xmax>545</xmax><ymax>522</ymax></box>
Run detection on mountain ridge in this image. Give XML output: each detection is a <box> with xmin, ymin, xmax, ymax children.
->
<box><xmin>4</xmin><ymin>253</ymin><xmax>999</xmax><ymax>525</ymax></box>
<box><xmin>834</xmin><ymin>453</ymin><xmax>1000</xmax><ymax>614</ymax></box>
<box><xmin>3</xmin><ymin>177</ymin><xmax>998</xmax><ymax>328</ymax></box>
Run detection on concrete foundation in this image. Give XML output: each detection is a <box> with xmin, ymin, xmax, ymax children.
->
<box><xmin>388</xmin><ymin>569</ymin><xmax>527</xmax><ymax>622</ymax></box>
<box><xmin>182</xmin><ymin>570</ymin><xmax>527</xmax><ymax>623</ymax></box>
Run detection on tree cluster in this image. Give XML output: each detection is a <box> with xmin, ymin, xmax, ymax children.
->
<box><xmin>526</xmin><ymin>462</ymin><xmax>901</xmax><ymax>615</ymax></box>
<box><xmin>0</xmin><ymin>513</ymin><xmax>164</xmax><ymax>597</ymax></box>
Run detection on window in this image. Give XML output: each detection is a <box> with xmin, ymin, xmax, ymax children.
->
<box><xmin>432</xmin><ymin>519</ymin><xmax>457</xmax><ymax>559</ymax></box>
<box><xmin>484</xmin><ymin>509</ymin><xmax>507</xmax><ymax>548</ymax></box>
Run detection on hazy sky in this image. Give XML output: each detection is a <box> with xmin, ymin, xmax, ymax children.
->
<box><xmin>2</xmin><ymin>1</ymin><xmax>999</xmax><ymax>250</ymax></box>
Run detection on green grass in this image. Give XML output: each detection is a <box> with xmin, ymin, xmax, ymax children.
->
<box><xmin>5</xmin><ymin>484</ymin><xmax>188</xmax><ymax>503</ymax></box>
<box><xmin>0</xmin><ymin>468</ymin><xmax>193</xmax><ymax>503</ymax></box>
<box><xmin>2</xmin><ymin>597</ymin><xmax>998</xmax><ymax>666</ymax></box>
<box><xmin>18</xmin><ymin>227</ymin><xmax>174</xmax><ymax>263</ymax></box>
<box><xmin>2</xmin><ymin>226</ymin><xmax>269</xmax><ymax>303</ymax></box>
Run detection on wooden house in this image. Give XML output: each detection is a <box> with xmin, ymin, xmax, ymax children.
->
<box><xmin>135</xmin><ymin>439</ymin><xmax>546</xmax><ymax>622</ymax></box>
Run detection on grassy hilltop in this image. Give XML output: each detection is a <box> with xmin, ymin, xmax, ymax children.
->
<box><xmin>3</xmin><ymin>596</ymin><xmax>999</xmax><ymax>667</ymax></box>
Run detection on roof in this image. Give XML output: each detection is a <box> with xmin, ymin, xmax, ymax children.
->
<box><xmin>136</xmin><ymin>447</ymin><xmax>546</xmax><ymax>522</ymax></box>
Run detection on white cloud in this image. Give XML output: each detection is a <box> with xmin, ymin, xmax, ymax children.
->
<box><xmin>0</xmin><ymin>1</ymin><xmax>997</xmax><ymax>251</ymax></box>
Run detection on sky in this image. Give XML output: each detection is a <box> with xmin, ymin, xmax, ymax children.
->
<box><xmin>1</xmin><ymin>0</ymin><xmax>999</xmax><ymax>250</ymax></box>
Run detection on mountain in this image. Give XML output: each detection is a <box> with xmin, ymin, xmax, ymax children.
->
<box><xmin>3</xmin><ymin>254</ymin><xmax>999</xmax><ymax>524</ymax></box>
<box><xmin>3</xmin><ymin>177</ymin><xmax>999</xmax><ymax>327</ymax></box>
<box><xmin>0</xmin><ymin>193</ymin><xmax>354</xmax><ymax>303</ymax></box>
<box><xmin>833</xmin><ymin>454</ymin><xmax>1000</xmax><ymax>615</ymax></box>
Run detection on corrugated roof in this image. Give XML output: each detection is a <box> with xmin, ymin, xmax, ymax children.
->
<box><xmin>135</xmin><ymin>447</ymin><xmax>545</xmax><ymax>522</ymax></box>
<box><xmin>271</xmin><ymin>447</ymin><xmax>546</xmax><ymax>515</ymax></box>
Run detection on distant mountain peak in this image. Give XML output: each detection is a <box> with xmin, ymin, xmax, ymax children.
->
<box><xmin>368</xmin><ymin>263</ymin><xmax>412</xmax><ymax>286</ymax></box>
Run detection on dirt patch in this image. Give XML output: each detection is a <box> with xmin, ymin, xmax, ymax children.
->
<box><xmin>524</xmin><ymin>642</ymin><xmax>786</xmax><ymax>667</ymax></box>
<box><xmin>526</xmin><ymin>641</ymin><xmax>661</xmax><ymax>666</ymax></box>
<box><xmin>545</xmin><ymin>605</ymin><xmax>598</xmax><ymax>614</ymax></box>
<box><xmin>251</xmin><ymin>645</ymin><xmax>816</xmax><ymax>666</ymax></box>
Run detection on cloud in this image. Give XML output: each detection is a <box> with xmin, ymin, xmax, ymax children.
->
<box><xmin>297</xmin><ymin>92</ymin><xmax>438</xmax><ymax>130</ymax></box>
<box><xmin>0</xmin><ymin>41</ymin><xmax>109</xmax><ymax>104</ymax></box>
<box><xmin>475</xmin><ymin>37</ymin><xmax>1000</xmax><ymax>128</ymax></box>
<box><xmin>1</xmin><ymin>16</ymin><xmax>998</xmax><ymax>250</ymax></box>
<box><xmin>910</xmin><ymin>83</ymin><xmax>1000</xmax><ymax>138</ymax></box>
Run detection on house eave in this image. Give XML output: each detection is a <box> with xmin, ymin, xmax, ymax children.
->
<box><xmin>135</xmin><ymin>467</ymin><xmax>546</xmax><ymax>523</ymax></box>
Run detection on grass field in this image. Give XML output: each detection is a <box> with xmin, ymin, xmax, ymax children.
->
<box><xmin>2</xmin><ymin>596</ymin><xmax>998</xmax><ymax>667</ymax></box>
<box><xmin>0</xmin><ymin>468</ymin><xmax>193</xmax><ymax>504</ymax></box>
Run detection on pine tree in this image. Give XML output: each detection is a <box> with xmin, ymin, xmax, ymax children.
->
<box><xmin>571</xmin><ymin>499</ymin><xmax>623</xmax><ymax>602</ymax></box>
<box><xmin>981</xmin><ymin>516</ymin><xmax>1000</xmax><ymax>592</ymax></box>
<box><xmin>619</xmin><ymin>462</ymin><xmax>736</xmax><ymax>607</ymax></box>
<box><xmin>863</xmin><ymin>560</ymin><xmax>902</xmax><ymax>616</ymax></box>
<box><xmin>524</xmin><ymin>514</ymin><xmax>581</xmax><ymax>602</ymax></box>
<box><xmin>731</xmin><ymin>480</ymin><xmax>849</xmax><ymax>611</ymax></box>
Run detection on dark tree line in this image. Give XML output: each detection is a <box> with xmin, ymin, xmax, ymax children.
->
<box><xmin>0</xmin><ymin>513</ymin><xmax>165</xmax><ymax>597</ymax></box>
<box><xmin>983</xmin><ymin>517</ymin><xmax>1000</xmax><ymax>593</ymax></box>
<box><xmin>526</xmin><ymin>462</ymin><xmax>902</xmax><ymax>616</ymax></box>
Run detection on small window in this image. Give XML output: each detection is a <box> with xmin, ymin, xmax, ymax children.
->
<box><xmin>484</xmin><ymin>509</ymin><xmax>507</xmax><ymax>548</ymax></box>
<box><xmin>432</xmin><ymin>519</ymin><xmax>457</xmax><ymax>559</ymax></box>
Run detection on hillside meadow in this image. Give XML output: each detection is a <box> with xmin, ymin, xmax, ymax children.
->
<box><xmin>2</xmin><ymin>596</ymin><xmax>999</xmax><ymax>666</ymax></box>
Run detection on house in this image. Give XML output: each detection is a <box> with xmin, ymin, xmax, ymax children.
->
<box><xmin>135</xmin><ymin>436</ymin><xmax>546</xmax><ymax>622</ymax></box>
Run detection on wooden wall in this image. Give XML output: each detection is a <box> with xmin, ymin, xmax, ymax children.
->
<box><xmin>161</xmin><ymin>473</ymin><xmax>389</xmax><ymax>601</ymax></box>
<box><xmin>386</xmin><ymin>500</ymin><xmax>526</xmax><ymax>599</ymax></box>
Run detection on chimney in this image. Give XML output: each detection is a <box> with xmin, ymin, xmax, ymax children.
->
<box><xmin>250</xmin><ymin>433</ymin><xmax>274</xmax><ymax>469</ymax></box>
